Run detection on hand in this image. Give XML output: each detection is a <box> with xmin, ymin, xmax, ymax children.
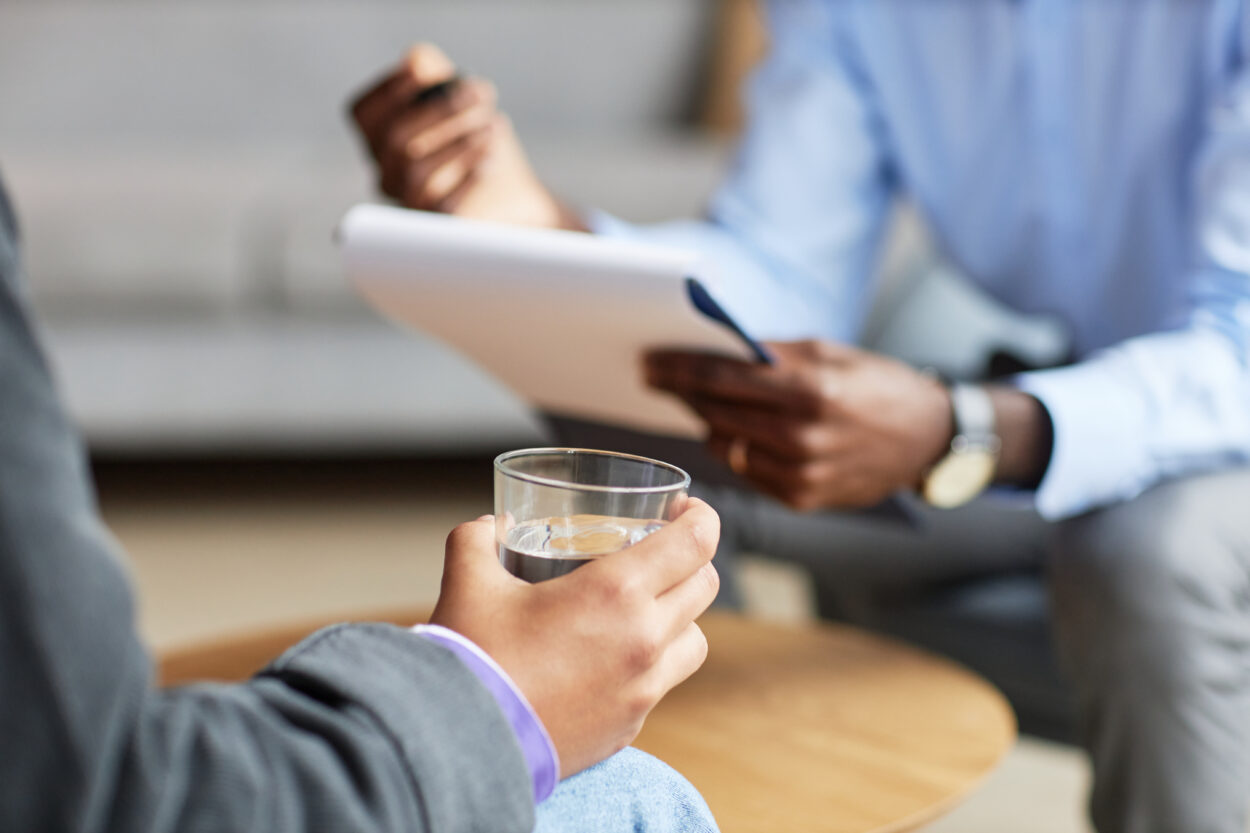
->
<box><xmin>349</xmin><ymin>44</ymin><xmax>584</xmax><ymax>230</ymax></box>
<box><xmin>430</xmin><ymin>499</ymin><xmax>721</xmax><ymax>777</ymax></box>
<box><xmin>645</xmin><ymin>340</ymin><xmax>954</xmax><ymax>510</ymax></box>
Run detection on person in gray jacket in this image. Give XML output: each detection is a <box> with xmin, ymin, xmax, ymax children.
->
<box><xmin>0</xmin><ymin>175</ymin><xmax>722</xmax><ymax>833</ymax></box>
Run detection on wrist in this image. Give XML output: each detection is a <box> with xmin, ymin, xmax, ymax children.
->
<box><xmin>986</xmin><ymin>386</ymin><xmax>1053</xmax><ymax>489</ymax></box>
<box><xmin>551</xmin><ymin>198</ymin><xmax>590</xmax><ymax>233</ymax></box>
<box><xmin>412</xmin><ymin>624</ymin><xmax>560</xmax><ymax>802</ymax></box>
<box><xmin>918</xmin><ymin>374</ymin><xmax>956</xmax><ymax>480</ymax></box>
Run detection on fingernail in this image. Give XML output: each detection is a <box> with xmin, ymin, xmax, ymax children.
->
<box><xmin>477</xmin><ymin>514</ymin><xmax>495</xmax><ymax>522</ymax></box>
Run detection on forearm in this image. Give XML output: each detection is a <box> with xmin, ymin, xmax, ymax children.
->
<box><xmin>4</xmin><ymin>614</ymin><xmax>535</xmax><ymax>833</ymax></box>
<box><xmin>0</xmin><ymin>188</ymin><xmax>534</xmax><ymax>832</ymax></box>
<box><xmin>137</xmin><ymin>625</ymin><xmax>534</xmax><ymax>833</ymax></box>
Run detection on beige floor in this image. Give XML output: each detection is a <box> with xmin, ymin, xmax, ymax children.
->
<box><xmin>98</xmin><ymin>458</ymin><xmax>1093</xmax><ymax>833</ymax></box>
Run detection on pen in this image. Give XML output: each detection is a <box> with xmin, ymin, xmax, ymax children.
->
<box><xmin>411</xmin><ymin>77</ymin><xmax>461</xmax><ymax>107</ymax></box>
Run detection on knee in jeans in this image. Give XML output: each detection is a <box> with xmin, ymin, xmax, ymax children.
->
<box><xmin>536</xmin><ymin>748</ymin><xmax>718</xmax><ymax>833</ymax></box>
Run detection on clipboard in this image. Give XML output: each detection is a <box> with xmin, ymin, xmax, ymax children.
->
<box><xmin>337</xmin><ymin>204</ymin><xmax>769</xmax><ymax>438</ymax></box>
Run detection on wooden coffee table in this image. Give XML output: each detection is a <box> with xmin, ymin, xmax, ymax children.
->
<box><xmin>634</xmin><ymin>614</ymin><xmax>1015</xmax><ymax>833</ymax></box>
<box><xmin>161</xmin><ymin>610</ymin><xmax>1015</xmax><ymax>833</ymax></box>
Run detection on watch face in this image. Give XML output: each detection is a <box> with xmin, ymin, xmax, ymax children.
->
<box><xmin>923</xmin><ymin>449</ymin><xmax>997</xmax><ymax>509</ymax></box>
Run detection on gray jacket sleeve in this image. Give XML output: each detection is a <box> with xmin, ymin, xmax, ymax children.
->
<box><xmin>0</xmin><ymin>180</ymin><xmax>535</xmax><ymax>833</ymax></box>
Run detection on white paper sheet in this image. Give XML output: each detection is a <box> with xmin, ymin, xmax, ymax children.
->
<box><xmin>337</xmin><ymin>204</ymin><xmax>753</xmax><ymax>438</ymax></box>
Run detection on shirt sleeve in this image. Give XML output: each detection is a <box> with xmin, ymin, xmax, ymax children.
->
<box><xmin>1014</xmin><ymin>38</ymin><xmax>1250</xmax><ymax>519</ymax></box>
<box><xmin>412</xmin><ymin>624</ymin><xmax>560</xmax><ymax>804</ymax></box>
<box><xmin>591</xmin><ymin>0</ymin><xmax>896</xmax><ymax>343</ymax></box>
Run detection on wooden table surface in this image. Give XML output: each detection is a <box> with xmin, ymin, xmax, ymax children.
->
<box><xmin>160</xmin><ymin>610</ymin><xmax>1015</xmax><ymax>833</ymax></box>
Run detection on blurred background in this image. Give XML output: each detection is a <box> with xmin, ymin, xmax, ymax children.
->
<box><xmin>0</xmin><ymin>1</ymin><xmax>1087</xmax><ymax>829</ymax></box>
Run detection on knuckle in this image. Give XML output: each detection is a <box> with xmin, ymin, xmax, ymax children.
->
<box><xmin>777</xmin><ymin>482</ymin><xmax>814</xmax><ymax>511</ymax></box>
<box><xmin>406</xmin><ymin>42</ymin><xmax>436</xmax><ymax>62</ymax></box>
<box><xmin>621</xmin><ymin>719</ymin><xmax>645</xmax><ymax>750</ymax></box>
<box><xmin>431</xmin><ymin>160</ymin><xmax>463</xmax><ymax>193</ymax></box>
<box><xmin>847</xmin><ymin>479</ymin><xmax>887</xmax><ymax>509</ymax></box>
<box><xmin>405</xmin><ymin>133</ymin><xmax>432</xmax><ymax>163</ymax></box>
<box><xmin>405</xmin><ymin>42</ymin><xmax>451</xmax><ymax>76</ymax></box>
<box><xmin>790</xmin><ymin>376</ymin><xmax>827</xmax><ymax>415</ymax></box>
<box><xmin>698</xmin><ymin>562</ymin><xmax>721</xmax><ymax>601</ymax></box>
<box><xmin>814</xmin><ymin>375</ymin><xmax>845</xmax><ymax>418</ymax></box>
<box><xmin>796</xmin><ymin>339</ymin><xmax>824</xmax><ymax>358</ymax></box>
<box><xmin>814</xmin><ymin>399</ymin><xmax>840</xmax><ymax>422</ymax></box>
<box><xmin>382</xmin><ymin>130</ymin><xmax>403</xmax><ymax>161</ymax></box>
<box><xmin>591</xmin><ymin>567</ymin><xmax>635</xmax><ymax>607</ymax></box>
<box><xmin>465</xmin><ymin>78</ymin><xmax>495</xmax><ymax>104</ymax></box>
<box><xmin>383</xmin><ymin>128</ymin><xmax>413</xmax><ymax>164</ymax></box>
<box><xmin>791</xmin><ymin>492</ymin><xmax>824</xmax><ymax>513</ymax></box>
<box><xmin>614</xmin><ymin>569</ymin><xmax>648</xmax><ymax>604</ymax></box>
<box><xmin>691</xmin><ymin>624</ymin><xmax>710</xmax><ymax>665</ymax></box>
<box><xmin>630</xmin><ymin>676</ymin><xmax>665</xmax><ymax>716</ymax></box>
<box><xmin>682</xmin><ymin>505</ymin><xmax>721</xmax><ymax>558</ymax></box>
<box><xmin>778</xmin><ymin>423</ymin><xmax>812</xmax><ymax>458</ymax></box>
<box><xmin>625</xmin><ymin>689</ymin><xmax>655</xmax><ymax>725</ymax></box>
<box><xmin>624</xmin><ymin>629</ymin><xmax>662</xmax><ymax>675</ymax></box>
<box><xmin>795</xmin><ymin>462</ymin><xmax>825</xmax><ymax>490</ymax></box>
<box><xmin>793</xmin><ymin>423</ymin><xmax>830</xmax><ymax>456</ymax></box>
<box><xmin>444</xmin><ymin>521</ymin><xmax>476</xmax><ymax>554</ymax></box>
<box><xmin>409</xmin><ymin>156</ymin><xmax>435</xmax><ymax>184</ymax></box>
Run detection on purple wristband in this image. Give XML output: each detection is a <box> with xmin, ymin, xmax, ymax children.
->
<box><xmin>412</xmin><ymin>625</ymin><xmax>559</xmax><ymax>803</ymax></box>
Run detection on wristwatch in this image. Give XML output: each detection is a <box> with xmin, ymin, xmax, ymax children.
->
<box><xmin>922</xmin><ymin>383</ymin><xmax>1001</xmax><ymax>509</ymax></box>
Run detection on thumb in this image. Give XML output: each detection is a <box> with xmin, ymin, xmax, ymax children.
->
<box><xmin>441</xmin><ymin>515</ymin><xmax>507</xmax><ymax>593</ymax></box>
<box><xmin>404</xmin><ymin>43</ymin><xmax>457</xmax><ymax>88</ymax></box>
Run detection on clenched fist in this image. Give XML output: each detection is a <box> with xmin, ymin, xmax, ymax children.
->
<box><xmin>349</xmin><ymin>44</ymin><xmax>584</xmax><ymax>230</ymax></box>
<box><xmin>431</xmin><ymin>499</ymin><xmax>721</xmax><ymax>777</ymax></box>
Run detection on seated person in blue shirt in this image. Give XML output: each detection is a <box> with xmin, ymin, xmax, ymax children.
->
<box><xmin>351</xmin><ymin>6</ymin><xmax>1250</xmax><ymax>833</ymax></box>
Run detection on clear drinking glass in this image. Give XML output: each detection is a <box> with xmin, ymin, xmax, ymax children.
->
<box><xmin>494</xmin><ymin>448</ymin><xmax>691</xmax><ymax>582</ymax></box>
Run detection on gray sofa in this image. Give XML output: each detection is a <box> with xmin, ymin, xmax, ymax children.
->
<box><xmin>0</xmin><ymin>0</ymin><xmax>730</xmax><ymax>452</ymax></box>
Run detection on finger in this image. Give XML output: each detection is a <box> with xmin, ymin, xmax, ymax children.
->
<box><xmin>655</xmin><ymin>562</ymin><xmax>720</xmax><ymax>639</ymax></box>
<box><xmin>645</xmin><ymin>349</ymin><xmax>818</xmax><ymax>415</ymax></box>
<box><xmin>648</xmin><ymin>622</ymin><xmax>710</xmax><ymax>698</ymax></box>
<box><xmin>441</xmin><ymin>514</ymin><xmax>511</xmax><ymax>593</ymax></box>
<box><xmin>392</xmin><ymin>80</ymin><xmax>495</xmax><ymax>160</ymax></box>
<box><xmin>596</xmin><ymin>498</ymin><xmax>720</xmax><ymax>596</ymax></box>
<box><xmin>771</xmin><ymin>338</ymin><xmax>861</xmax><ymax>365</ymax></box>
<box><xmin>434</xmin><ymin>167</ymin><xmax>481</xmax><ymax>214</ymax></box>
<box><xmin>729</xmin><ymin>443</ymin><xmax>840</xmax><ymax>511</ymax></box>
<box><xmin>351</xmin><ymin>44</ymin><xmax>458</xmax><ymax>155</ymax></box>
<box><xmin>379</xmin><ymin>85</ymin><xmax>496</xmax><ymax>197</ymax></box>
<box><xmin>688</xmin><ymin>396</ymin><xmax>839</xmax><ymax>461</ymax></box>
<box><xmin>404</xmin><ymin>126</ymin><xmax>492</xmax><ymax>210</ymax></box>
<box><xmin>350</xmin><ymin>70</ymin><xmax>411</xmax><ymax>145</ymax></box>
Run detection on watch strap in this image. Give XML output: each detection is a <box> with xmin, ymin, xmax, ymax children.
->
<box><xmin>949</xmin><ymin>383</ymin><xmax>997</xmax><ymax>447</ymax></box>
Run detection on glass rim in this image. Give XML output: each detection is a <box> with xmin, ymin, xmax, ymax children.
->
<box><xmin>493</xmin><ymin>447</ymin><xmax>691</xmax><ymax>495</ymax></box>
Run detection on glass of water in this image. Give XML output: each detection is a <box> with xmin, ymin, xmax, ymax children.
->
<box><xmin>494</xmin><ymin>448</ymin><xmax>691</xmax><ymax>582</ymax></box>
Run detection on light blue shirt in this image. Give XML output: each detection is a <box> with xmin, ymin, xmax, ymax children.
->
<box><xmin>595</xmin><ymin>0</ymin><xmax>1250</xmax><ymax>520</ymax></box>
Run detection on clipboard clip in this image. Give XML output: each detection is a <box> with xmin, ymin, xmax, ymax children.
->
<box><xmin>685</xmin><ymin>277</ymin><xmax>775</xmax><ymax>365</ymax></box>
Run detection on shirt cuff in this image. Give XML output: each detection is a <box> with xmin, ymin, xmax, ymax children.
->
<box><xmin>1012</xmin><ymin>362</ymin><xmax>1151</xmax><ymax>520</ymax></box>
<box><xmin>412</xmin><ymin>624</ymin><xmax>559</xmax><ymax>803</ymax></box>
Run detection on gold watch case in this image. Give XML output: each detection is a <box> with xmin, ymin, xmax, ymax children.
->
<box><xmin>922</xmin><ymin>435</ymin><xmax>1000</xmax><ymax>509</ymax></box>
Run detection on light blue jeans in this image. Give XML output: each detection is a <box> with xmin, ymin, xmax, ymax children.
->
<box><xmin>534</xmin><ymin>747</ymin><xmax>720</xmax><ymax>833</ymax></box>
